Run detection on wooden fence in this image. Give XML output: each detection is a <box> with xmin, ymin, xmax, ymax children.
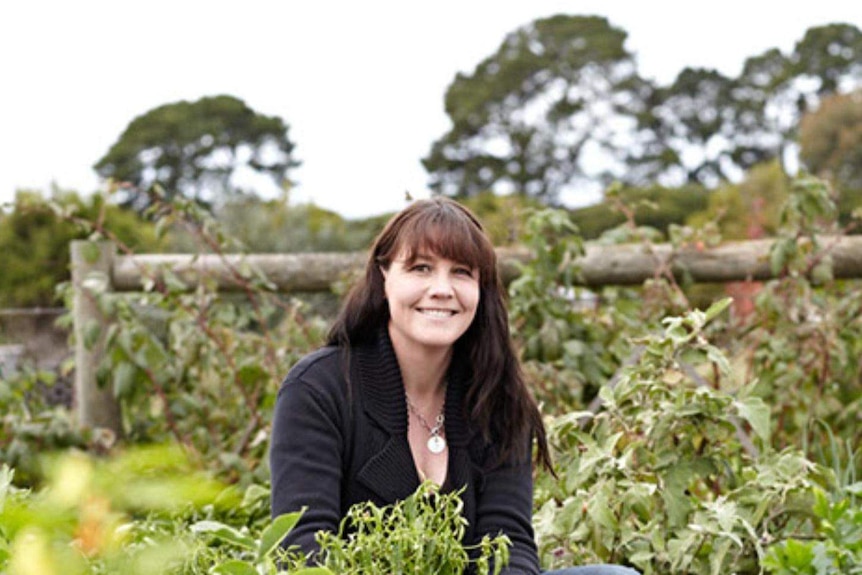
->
<box><xmin>70</xmin><ymin>236</ymin><xmax>862</xmax><ymax>435</ymax></box>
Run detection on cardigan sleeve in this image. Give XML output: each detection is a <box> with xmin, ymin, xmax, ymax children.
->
<box><xmin>473</xmin><ymin>446</ymin><xmax>540</xmax><ymax>575</ymax></box>
<box><xmin>269</xmin><ymin>369</ymin><xmax>346</xmax><ymax>558</ymax></box>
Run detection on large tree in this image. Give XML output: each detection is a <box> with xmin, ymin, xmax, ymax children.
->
<box><xmin>630</xmin><ymin>68</ymin><xmax>742</xmax><ymax>187</ymax></box>
<box><xmin>423</xmin><ymin>15</ymin><xmax>650</xmax><ymax>204</ymax></box>
<box><xmin>426</xmin><ymin>18</ymin><xmax>862</xmax><ymax>203</ymax></box>
<box><xmin>731</xmin><ymin>24</ymin><xmax>862</xmax><ymax>173</ymax></box>
<box><xmin>94</xmin><ymin>95</ymin><xmax>299</xmax><ymax>212</ymax></box>
<box><xmin>726</xmin><ymin>48</ymin><xmax>792</xmax><ymax>170</ymax></box>
<box><xmin>631</xmin><ymin>24</ymin><xmax>862</xmax><ymax>189</ymax></box>
<box><xmin>792</xmin><ymin>23</ymin><xmax>862</xmax><ymax>94</ymax></box>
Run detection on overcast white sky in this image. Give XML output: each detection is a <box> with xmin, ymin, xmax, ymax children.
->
<box><xmin>1</xmin><ymin>1</ymin><xmax>860</xmax><ymax>219</ymax></box>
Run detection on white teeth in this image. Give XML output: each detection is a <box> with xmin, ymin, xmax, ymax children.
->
<box><xmin>419</xmin><ymin>309</ymin><xmax>454</xmax><ymax>318</ymax></box>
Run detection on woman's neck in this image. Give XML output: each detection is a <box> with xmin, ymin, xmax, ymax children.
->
<box><xmin>388</xmin><ymin>327</ymin><xmax>451</xmax><ymax>400</ymax></box>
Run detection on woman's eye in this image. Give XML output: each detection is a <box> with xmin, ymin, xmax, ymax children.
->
<box><xmin>410</xmin><ymin>264</ymin><xmax>431</xmax><ymax>272</ymax></box>
<box><xmin>454</xmin><ymin>267</ymin><xmax>474</xmax><ymax>277</ymax></box>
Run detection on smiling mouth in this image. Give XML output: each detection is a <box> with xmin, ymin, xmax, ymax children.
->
<box><xmin>417</xmin><ymin>308</ymin><xmax>457</xmax><ymax>318</ymax></box>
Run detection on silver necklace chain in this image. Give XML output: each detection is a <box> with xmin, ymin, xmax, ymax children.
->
<box><xmin>405</xmin><ymin>394</ymin><xmax>446</xmax><ymax>454</ymax></box>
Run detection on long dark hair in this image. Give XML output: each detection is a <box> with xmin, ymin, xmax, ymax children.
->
<box><xmin>327</xmin><ymin>197</ymin><xmax>552</xmax><ymax>471</ymax></box>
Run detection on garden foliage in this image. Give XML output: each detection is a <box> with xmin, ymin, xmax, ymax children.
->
<box><xmin>1</xmin><ymin>175</ymin><xmax>861</xmax><ymax>573</ymax></box>
<box><xmin>0</xmin><ymin>454</ymin><xmax>507</xmax><ymax>575</ymax></box>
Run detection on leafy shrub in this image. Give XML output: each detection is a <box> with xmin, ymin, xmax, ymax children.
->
<box><xmin>534</xmin><ymin>301</ymin><xmax>830</xmax><ymax>574</ymax></box>
<box><xmin>509</xmin><ymin>179</ymin><xmax>861</xmax><ymax>573</ymax></box>
<box><xmin>508</xmin><ymin>207</ymin><xmax>626</xmax><ymax>409</ymax></box>
<box><xmin>0</xmin><ymin>368</ymin><xmax>96</xmax><ymax>487</ymax></box>
<box><xmin>0</xmin><ymin>446</ymin><xmax>224</xmax><ymax>575</ymax></box>
<box><xmin>742</xmin><ymin>176</ymin><xmax>862</xmax><ymax>456</ymax></box>
<box><xmin>0</xmin><ymin>188</ymin><xmax>162</xmax><ymax>307</ymax></box>
<box><xmin>762</xmin><ymin>483</ymin><xmax>862</xmax><ymax>574</ymax></box>
<box><xmin>56</xmin><ymin>195</ymin><xmax>328</xmax><ymax>485</ymax></box>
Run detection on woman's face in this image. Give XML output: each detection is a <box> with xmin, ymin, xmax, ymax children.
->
<box><xmin>382</xmin><ymin>249</ymin><xmax>480</xmax><ymax>356</ymax></box>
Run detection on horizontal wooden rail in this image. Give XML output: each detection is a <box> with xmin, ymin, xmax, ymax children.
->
<box><xmin>108</xmin><ymin>235</ymin><xmax>862</xmax><ymax>291</ymax></box>
<box><xmin>110</xmin><ymin>248</ymin><xmax>531</xmax><ymax>291</ymax></box>
<box><xmin>578</xmin><ymin>235</ymin><xmax>862</xmax><ymax>285</ymax></box>
<box><xmin>112</xmin><ymin>252</ymin><xmax>368</xmax><ymax>292</ymax></box>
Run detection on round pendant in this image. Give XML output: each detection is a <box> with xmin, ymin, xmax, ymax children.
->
<box><xmin>427</xmin><ymin>435</ymin><xmax>446</xmax><ymax>454</ymax></box>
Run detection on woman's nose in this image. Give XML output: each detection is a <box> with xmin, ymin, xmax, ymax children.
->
<box><xmin>428</xmin><ymin>272</ymin><xmax>454</xmax><ymax>297</ymax></box>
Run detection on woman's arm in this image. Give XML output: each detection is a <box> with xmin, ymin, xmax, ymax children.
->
<box><xmin>269</xmin><ymin>372</ymin><xmax>346</xmax><ymax>557</ymax></box>
<box><xmin>474</xmin><ymin>448</ymin><xmax>540</xmax><ymax>575</ymax></box>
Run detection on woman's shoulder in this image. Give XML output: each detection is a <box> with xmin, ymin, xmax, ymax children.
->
<box><xmin>280</xmin><ymin>346</ymin><xmax>345</xmax><ymax>393</ymax></box>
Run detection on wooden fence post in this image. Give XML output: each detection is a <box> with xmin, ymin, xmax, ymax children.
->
<box><xmin>70</xmin><ymin>240</ymin><xmax>122</xmax><ymax>436</ymax></box>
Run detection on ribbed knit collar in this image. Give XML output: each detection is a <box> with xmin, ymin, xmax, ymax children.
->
<box><xmin>353</xmin><ymin>328</ymin><xmax>473</xmax><ymax>447</ymax></box>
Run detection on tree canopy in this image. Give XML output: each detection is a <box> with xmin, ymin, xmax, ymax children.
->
<box><xmin>425</xmin><ymin>17</ymin><xmax>862</xmax><ymax>204</ymax></box>
<box><xmin>93</xmin><ymin>95</ymin><xmax>299</xmax><ymax>212</ymax></box>
<box><xmin>422</xmin><ymin>15</ymin><xmax>646</xmax><ymax>203</ymax></box>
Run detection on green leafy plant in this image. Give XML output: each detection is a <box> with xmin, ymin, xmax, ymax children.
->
<box><xmin>190</xmin><ymin>511</ymin><xmax>327</xmax><ymax>575</ymax></box>
<box><xmin>0</xmin><ymin>446</ymin><xmax>225</xmax><ymax>575</ymax></box>
<box><xmin>506</xmin><ymin>180</ymin><xmax>860</xmax><ymax>573</ymax></box>
<box><xmin>187</xmin><ymin>482</ymin><xmax>510</xmax><ymax>575</ymax></box>
<box><xmin>0</xmin><ymin>188</ymin><xmax>162</xmax><ymax>308</ymax></box>
<box><xmin>746</xmin><ymin>175</ymin><xmax>862</xmax><ymax>456</ymax></box>
<box><xmin>50</xmin><ymin>191</ymin><xmax>328</xmax><ymax>485</ymax></box>
<box><xmin>762</xmin><ymin>484</ymin><xmax>862</xmax><ymax>574</ymax></box>
<box><xmin>0</xmin><ymin>367</ymin><xmax>95</xmax><ymax>487</ymax></box>
<box><xmin>533</xmin><ymin>301</ymin><xmax>829</xmax><ymax>575</ymax></box>
<box><xmin>761</xmin><ymin>431</ymin><xmax>862</xmax><ymax>574</ymax></box>
<box><xmin>508</xmin><ymin>206</ymin><xmax>624</xmax><ymax>409</ymax></box>
<box><xmin>315</xmin><ymin>481</ymin><xmax>510</xmax><ymax>575</ymax></box>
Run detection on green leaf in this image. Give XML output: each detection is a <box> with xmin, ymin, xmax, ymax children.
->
<box><xmin>770</xmin><ymin>239</ymin><xmax>793</xmax><ymax>276</ymax></box>
<box><xmin>710</xmin><ymin>538</ymin><xmax>734</xmax><ymax>575</ymax></box>
<box><xmin>703</xmin><ymin>297</ymin><xmax>732</xmax><ymax>323</ymax></box>
<box><xmin>258</xmin><ymin>511</ymin><xmax>303</xmax><ymax>561</ymax></box>
<box><xmin>238</xmin><ymin>364</ymin><xmax>269</xmax><ymax>389</ymax></box>
<box><xmin>705</xmin><ymin>344</ymin><xmax>731</xmax><ymax>375</ymax></box>
<box><xmin>782</xmin><ymin>538</ymin><xmax>815</xmax><ymax>569</ymax></box>
<box><xmin>586</xmin><ymin>481</ymin><xmax>618</xmax><ymax>530</ymax></box>
<box><xmin>735</xmin><ymin>396</ymin><xmax>771</xmax><ymax>442</ymax></box>
<box><xmin>293</xmin><ymin>568</ymin><xmax>335</xmax><ymax>575</ymax></box>
<box><xmin>191</xmin><ymin>520</ymin><xmax>255</xmax><ymax>550</ymax></box>
<box><xmin>83</xmin><ymin>319</ymin><xmax>102</xmax><ymax>349</ymax></box>
<box><xmin>113</xmin><ymin>361</ymin><xmax>137</xmax><ymax>399</ymax></box>
<box><xmin>154</xmin><ymin>217</ymin><xmax>169</xmax><ymax>239</ymax></box>
<box><xmin>240</xmin><ymin>484</ymin><xmax>270</xmax><ymax>509</ymax></box>
<box><xmin>662</xmin><ymin>465</ymin><xmax>695</xmax><ymax>529</ymax></box>
<box><xmin>163</xmin><ymin>269</ymin><xmax>188</xmax><ymax>292</ymax></box>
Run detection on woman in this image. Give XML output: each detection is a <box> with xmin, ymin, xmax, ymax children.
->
<box><xmin>270</xmin><ymin>197</ymin><xmax>637</xmax><ymax>575</ymax></box>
